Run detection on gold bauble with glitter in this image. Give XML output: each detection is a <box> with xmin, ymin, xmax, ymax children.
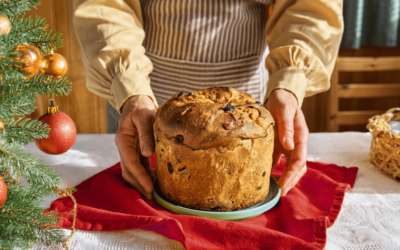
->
<box><xmin>40</xmin><ymin>52</ymin><xmax>68</xmax><ymax>78</ymax></box>
<box><xmin>0</xmin><ymin>14</ymin><xmax>11</xmax><ymax>35</ymax></box>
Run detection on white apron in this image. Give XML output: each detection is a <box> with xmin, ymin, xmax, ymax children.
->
<box><xmin>107</xmin><ymin>0</ymin><xmax>272</xmax><ymax>132</ymax></box>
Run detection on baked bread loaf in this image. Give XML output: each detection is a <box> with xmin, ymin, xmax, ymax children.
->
<box><xmin>154</xmin><ymin>87</ymin><xmax>275</xmax><ymax>212</ymax></box>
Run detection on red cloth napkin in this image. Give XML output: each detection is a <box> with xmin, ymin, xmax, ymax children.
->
<box><xmin>49</xmin><ymin>156</ymin><xmax>357</xmax><ymax>250</ymax></box>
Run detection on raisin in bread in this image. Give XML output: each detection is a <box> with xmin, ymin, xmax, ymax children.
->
<box><xmin>154</xmin><ymin>87</ymin><xmax>275</xmax><ymax>211</ymax></box>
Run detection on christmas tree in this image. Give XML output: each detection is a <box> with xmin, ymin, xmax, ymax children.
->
<box><xmin>0</xmin><ymin>0</ymin><xmax>73</xmax><ymax>249</ymax></box>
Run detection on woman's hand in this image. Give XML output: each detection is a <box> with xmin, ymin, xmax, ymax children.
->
<box><xmin>265</xmin><ymin>89</ymin><xmax>308</xmax><ymax>196</ymax></box>
<box><xmin>115</xmin><ymin>95</ymin><xmax>156</xmax><ymax>200</ymax></box>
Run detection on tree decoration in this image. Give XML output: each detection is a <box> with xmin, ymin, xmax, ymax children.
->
<box><xmin>0</xmin><ymin>14</ymin><xmax>11</xmax><ymax>35</ymax></box>
<box><xmin>0</xmin><ymin>176</ymin><xmax>7</xmax><ymax>208</ymax></box>
<box><xmin>40</xmin><ymin>52</ymin><xmax>68</xmax><ymax>79</ymax></box>
<box><xmin>14</xmin><ymin>44</ymin><xmax>43</xmax><ymax>79</ymax></box>
<box><xmin>34</xmin><ymin>99</ymin><xmax>76</xmax><ymax>155</ymax></box>
<box><xmin>0</xmin><ymin>1</ymin><xmax>76</xmax><ymax>249</ymax></box>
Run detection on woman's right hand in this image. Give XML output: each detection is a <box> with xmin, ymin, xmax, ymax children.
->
<box><xmin>115</xmin><ymin>95</ymin><xmax>157</xmax><ymax>200</ymax></box>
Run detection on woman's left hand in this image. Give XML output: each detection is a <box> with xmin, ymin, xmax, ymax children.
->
<box><xmin>265</xmin><ymin>89</ymin><xmax>308</xmax><ymax>196</ymax></box>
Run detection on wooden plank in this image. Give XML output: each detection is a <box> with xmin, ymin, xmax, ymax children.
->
<box><xmin>302</xmin><ymin>95</ymin><xmax>317</xmax><ymax>132</ymax></box>
<box><xmin>338</xmin><ymin>83</ymin><xmax>400</xmax><ymax>98</ymax></box>
<box><xmin>336</xmin><ymin>57</ymin><xmax>400</xmax><ymax>72</ymax></box>
<box><xmin>336</xmin><ymin>110</ymin><xmax>383</xmax><ymax>125</ymax></box>
<box><xmin>327</xmin><ymin>66</ymin><xmax>339</xmax><ymax>132</ymax></box>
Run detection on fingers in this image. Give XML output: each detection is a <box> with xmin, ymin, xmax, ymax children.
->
<box><xmin>279</xmin><ymin>158</ymin><xmax>307</xmax><ymax>196</ymax></box>
<box><xmin>265</xmin><ymin>89</ymin><xmax>309</xmax><ymax>196</ymax></box>
<box><xmin>121</xmin><ymin>161</ymin><xmax>153</xmax><ymax>200</ymax></box>
<box><xmin>135</xmin><ymin>113</ymin><xmax>156</xmax><ymax>157</ymax></box>
<box><xmin>115</xmin><ymin>95</ymin><xmax>157</xmax><ymax>199</ymax></box>
<box><xmin>279</xmin><ymin>109</ymin><xmax>309</xmax><ymax>196</ymax></box>
<box><xmin>121</xmin><ymin>95</ymin><xmax>156</xmax><ymax>157</ymax></box>
<box><xmin>140</xmin><ymin>152</ymin><xmax>156</xmax><ymax>182</ymax></box>
<box><xmin>116</xmin><ymin>133</ymin><xmax>154</xmax><ymax>196</ymax></box>
<box><xmin>276</xmin><ymin>105</ymin><xmax>295</xmax><ymax>151</ymax></box>
<box><xmin>287</xmin><ymin>164</ymin><xmax>307</xmax><ymax>191</ymax></box>
<box><xmin>272</xmin><ymin>151</ymin><xmax>282</xmax><ymax>168</ymax></box>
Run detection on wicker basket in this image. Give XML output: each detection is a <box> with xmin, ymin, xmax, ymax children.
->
<box><xmin>367</xmin><ymin>108</ymin><xmax>400</xmax><ymax>180</ymax></box>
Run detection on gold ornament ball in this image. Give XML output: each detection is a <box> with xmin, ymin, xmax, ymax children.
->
<box><xmin>40</xmin><ymin>53</ymin><xmax>68</xmax><ymax>78</ymax></box>
<box><xmin>0</xmin><ymin>14</ymin><xmax>11</xmax><ymax>35</ymax></box>
<box><xmin>14</xmin><ymin>44</ymin><xmax>43</xmax><ymax>79</ymax></box>
<box><xmin>0</xmin><ymin>120</ymin><xmax>4</xmax><ymax>131</ymax></box>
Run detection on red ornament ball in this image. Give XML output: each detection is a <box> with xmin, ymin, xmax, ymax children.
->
<box><xmin>0</xmin><ymin>177</ymin><xmax>7</xmax><ymax>209</ymax></box>
<box><xmin>34</xmin><ymin>100</ymin><xmax>76</xmax><ymax>155</ymax></box>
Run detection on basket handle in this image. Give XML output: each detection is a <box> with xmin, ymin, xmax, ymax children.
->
<box><xmin>367</xmin><ymin>108</ymin><xmax>400</xmax><ymax>136</ymax></box>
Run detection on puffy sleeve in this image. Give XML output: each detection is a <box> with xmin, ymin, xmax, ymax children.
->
<box><xmin>264</xmin><ymin>0</ymin><xmax>344</xmax><ymax>106</ymax></box>
<box><xmin>73</xmin><ymin>0</ymin><xmax>157</xmax><ymax>113</ymax></box>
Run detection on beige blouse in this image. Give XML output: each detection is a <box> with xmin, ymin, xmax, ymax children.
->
<box><xmin>73</xmin><ymin>0</ymin><xmax>343</xmax><ymax>112</ymax></box>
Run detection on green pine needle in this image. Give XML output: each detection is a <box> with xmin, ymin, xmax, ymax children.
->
<box><xmin>1</xmin><ymin>74</ymin><xmax>72</xmax><ymax>100</ymax></box>
<box><xmin>0</xmin><ymin>93</ymin><xmax>36</xmax><ymax>120</ymax></box>
<box><xmin>0</xmin><ymin>58</ymin><xmax>21</xmax><ymax>80</ymax></box>
<box><xmin>0</xmin><ymin>184</ymin><xmax>65</xmax><ymax>250</ymax></box>
<box><xmin>0</xmin><ymin>140</ymin><xmax>62</xmax><ymax>190</ymax></box>
<box><xmin>26</xmin><ymin>74</ymin><xmax>72</xmax><ymax>96</ymax></box>
<box><xmin>2</xmin><ymin>118</ymin><xmax>49</xmax><ymax>144</ymax></box>
<box><xmin>0</xmin><ymin>0</ymin><xmax>73</xmax><ymax>248</ymax></box>
<box><xmin>0</xmin><ymin>0</ymin><xmax>41</xmax><ymax>17</ymax></box>
<box><xmin>0</xmin><ymin>15</ymin><xmax>63</xmax><ymax>55</ymax></box>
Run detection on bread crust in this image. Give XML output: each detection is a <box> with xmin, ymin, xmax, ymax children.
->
<box><xmin>155</xmin><ymin>87</ymin><xmax>275</xmax><ymax>211</ymax></box>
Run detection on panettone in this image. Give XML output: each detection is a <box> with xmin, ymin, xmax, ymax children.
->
<box><xmin>154</xmin><ymin>87</ymin><xmax>275</xmax><ymax>211</ymax></box>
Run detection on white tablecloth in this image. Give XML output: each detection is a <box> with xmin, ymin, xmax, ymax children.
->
<box><xmin>27</xmin><ymin>133</ymin><xmax>400</xmax><ymax>250</ymax></box>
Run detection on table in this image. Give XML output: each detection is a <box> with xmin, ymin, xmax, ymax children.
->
<box><xmin>28</xmin><ymin>133</ymin><xmax>400</xmax><ymax>250</ymax></box>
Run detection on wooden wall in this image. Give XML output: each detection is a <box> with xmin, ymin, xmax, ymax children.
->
<box><xmin>27</xmin><ymin>0</ymin><xmax>107</xmax><ymax>134</ymax></box>
<box><xmin>28</xmin><ymin>1</ymin><xmax>400</xmax><ymax>134</ymax></box>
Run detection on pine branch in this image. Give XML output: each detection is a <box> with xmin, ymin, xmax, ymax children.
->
<box><xmin>0</xmin><ymin>58</ymin><xmax>21</xmax><ymax>81</ymax></box>
<box><xmin>1</xmin><ymin>74</ymin><xmax>72</xmax><ymax>98</ymax></box>
<box><xmin>0</xmin><ymin>15</ymin><xmax>46</xmax><ymax>56</ymax></box>
<box><xmin>0</xmin><ymin>184</ymin><xmax>64</xmax><ymax>250</ymax></box>
<box><xmin>26</xmin><ymin>74</ymin><xmax>72</xmax><ymax>96</ymax></box>
<box><xmin>0</xmin><ymin>0</ymin><xmax>41</xmax><ymax>16</ymax></box>
<box><xmin>0</xmin><ymin>222</ymin><xmax>65</xmax><ymax>250</ymax></box>
<box><xmin>0</xmin><ymin>93</ymin><xmax>36</xmax><ymax>120</ymax></box>
<box><xmin>0</xmin><ymin>16</ymin><xmax>63</xmax><ymax>55</ymax></box>
<box><xmin>2</xmin><ymin>118</ymin><xmax>49</xmax><ymax>144</ymax></box>
<box><xmin>32</xmin><ymin>30</ymin><xmax>64</xmax><ymax>54</ymax></box>
<box><xmin>0</xmin><ymin>1</ymin><xmax>73</xmax><ymax>248</ymax></box>
<box><xmin>0</xmin><ymin>140</ymin><xmax>61</xmax><ymax>190</ymax></box>
<box><xmin>0</xmin><ymin>45</ymin><xmax>23</xmax><ymax>82</ymax></box>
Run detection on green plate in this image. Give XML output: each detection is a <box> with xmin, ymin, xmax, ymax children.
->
<box><xmin>153</xmin><ymin>177</ymin><xmax>281</xmax><ymax>221</ymax></box>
